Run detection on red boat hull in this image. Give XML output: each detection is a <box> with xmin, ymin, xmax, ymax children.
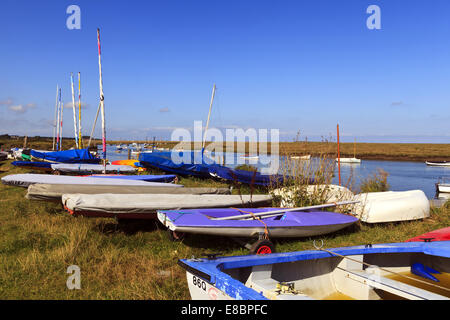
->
<box><xmin>406</xmin><ymin>227</ymin><xmax>450</xmax><ymax>242</ymax></box>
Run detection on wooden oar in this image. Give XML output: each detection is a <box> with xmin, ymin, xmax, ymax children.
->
<box><xmin>212</xmin><ymin>200</ymin><xmax>359</xmax><ymax>221</ymax></box>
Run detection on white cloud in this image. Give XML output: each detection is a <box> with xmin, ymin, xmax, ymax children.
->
<box><xmin>8</xmin><ymin>103</ymin><xmax>36</xmax><ymax>114</ymax></box>
<box><xmin>63</xmin><ymin>101</ymin><xmax>90</xmax><ymax>109</ymax></box>
<box><xmin>159</xmin><ymin>107</ymin><xmax>170</xmax><ymax>113</ymax></box>
<box><xmin>0</xmin><ymin>98</ymin><xmax>13</xmax><ymax>106</ymax></box>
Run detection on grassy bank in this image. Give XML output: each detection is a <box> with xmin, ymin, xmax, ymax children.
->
<box><xmin>1</xmin><ymin>158</ymin><xmax>450</xmax><ymax>299</ymax></box>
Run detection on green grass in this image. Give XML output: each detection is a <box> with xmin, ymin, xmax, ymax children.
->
<box><xmin>1</xmin><ymin>159</ymin><xmax>450</xmax><ymax>299</ymax></box>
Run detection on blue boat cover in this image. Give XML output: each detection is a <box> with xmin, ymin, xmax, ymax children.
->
<box><xmin>139</xmin><ymin>151</ymin><xmax>213</xmax><ymax>177</ymax></box>
<box><xmin>139</xmin><ymin>151</ymin><xmax>309</xmax><ymax>186</ymax></box>
<box><xmin>208</xmin><ymin>165</ymin><xmax>293</xmax><ymax>186</ymax></box>
<box><xmin>30</xmin><ymin>148</ymin><xmax>100</xmax><ymax>164</ymax></box>
<box><xmin>12</xmin><ymin>161</ymin><xmax>54</xmax><ymax>169</ymax></box>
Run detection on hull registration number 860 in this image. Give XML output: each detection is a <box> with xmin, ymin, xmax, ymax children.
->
<box><xmin>192</xmin><ymin>275</ymin><xmax>207</xmax><ymax>291</ymax></box>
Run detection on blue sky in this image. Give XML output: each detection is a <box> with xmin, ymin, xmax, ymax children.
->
<box><xmin>1</xmin><ymin>0</ymin><xmax>450</xmax><ymax>143</ymax></box>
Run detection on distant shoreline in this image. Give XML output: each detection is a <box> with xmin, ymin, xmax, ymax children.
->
<box><xmin>1</xmin><ymin>134</ymin><xmax>449</xmax><ymax>163</ymax></box>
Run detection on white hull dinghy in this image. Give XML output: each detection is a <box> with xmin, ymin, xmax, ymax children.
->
<box><xmin>290</xmin><ymin>155</ymin><xmax>311</xmax><ymax>160</ymax></box>
<box><xmin>336</xmin><ymin>157</ymin><xmax>361</xmax><ymax>164</ymax></box>
<box><xmin>178</xmin><ymin>241</ymin><xmax>450</xmax><ymax>300</ymax></box>
<box><xmin>272</xmin><ymin>186</ymin><xmax>429</xmax><ymax>223</ymax></box>
<box><xmin>436</xmin><ymin>183</ymin><xmax>450</xmax><ymax>193</ymax></box>
<box><xmin>352</xmin><ymin>190</ymin><xmax>430</xmax><ymax>223</ymax></box>
<box><xmin>426</xmin><ymin>161</ymin><xmax>450</xmax><ymax>167</ymax></box>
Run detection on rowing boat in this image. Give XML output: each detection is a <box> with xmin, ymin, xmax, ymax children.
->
<box><xmin>352</xmin><ymin>190</ymin><xmax>430</xmax><ymax>223</ymax></box>
<box><xmin>178</xmin><ymin>241</ymin><xmax>450</xmax><ymax>300</ymax></box>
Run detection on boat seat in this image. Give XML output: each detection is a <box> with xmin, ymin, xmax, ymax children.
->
<box><xmin>338</xmin><ymin>268</ymin><xmax>449</xmax><ymax>300</ymax></box>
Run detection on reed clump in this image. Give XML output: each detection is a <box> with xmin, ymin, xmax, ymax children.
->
<box><xmin>268</xmin><ymin>137</ymin><xmax>355</xmax><ymax>209</ymax></box>
<box><xmin>358</xmin><ymin>168</ymin><xmax>390</xmax><ymax>193</ymax></box>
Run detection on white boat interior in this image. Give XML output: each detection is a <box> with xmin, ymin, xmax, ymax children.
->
<box><xmin>222</xmin><ymin>252</ymin><xmax>450</xmax><ymax>300</ymax></box>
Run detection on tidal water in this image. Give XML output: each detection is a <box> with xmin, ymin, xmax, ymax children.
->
<box><xmin>105</xmin><ymin>146</ymin><xmax>445</xmax><ymax>199</ymax></box>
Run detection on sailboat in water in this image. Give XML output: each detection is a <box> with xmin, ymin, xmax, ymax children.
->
<box><xmin>336</xmin><ymin>138</ymin><xmax>361</xmax><ymax>164</ymax></box>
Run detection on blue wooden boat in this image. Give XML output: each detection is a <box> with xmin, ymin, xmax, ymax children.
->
<box><xmin>178</xmin><ymin>241</ymin><xmax>450</xmax><ymax>300</ymax></box>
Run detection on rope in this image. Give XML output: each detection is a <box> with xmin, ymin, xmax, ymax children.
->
<box><xmin>313</xmin><ymin>240</ymin><xmax>450</xmax><ymax>294</ymax></box>
<box><xmin>231</xmin><ymin>207</ymin><xmax>269</xmax><ymax>240</ymax></box>
<box><xmin>171</xmin><ymin>211</ymin><xmax>195</xmax><ymax>223</ymax></box>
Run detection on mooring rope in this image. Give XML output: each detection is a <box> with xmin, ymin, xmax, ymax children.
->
<box><xmin>313</xmin><ymin>240</ymin><xmax>450</xmax><ymax>294</ymax></box>
<box><xmin>231</xmin><ymin>207</ymin><xmax>269</xmax><ymax>240</ymax></box>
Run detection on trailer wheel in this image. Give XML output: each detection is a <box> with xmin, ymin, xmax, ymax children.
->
<box><xmin>249</xmin><ymin>239</ymin><xmax>275</xmax><ymax>255</ymax></box>
<box><xmin>167</xmin><ymin>229</ymin><xmax>185</xmax><ymax>241</ymax></box>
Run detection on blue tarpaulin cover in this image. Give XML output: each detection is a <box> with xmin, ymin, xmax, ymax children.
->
<box><xmin>30</xmin><ymin>148</ymin><xmax>100</xmax><ymax>164</ymax></box>
<box><xmin>208</xmin><ymin>165</ymin><xmax>291</xmax><ymax>186</ymax></box>
<box><xmin>139</xmin><ymin>151</ymin><xmax>300</xmax><ymax>186</ymax></box>
<box><xmin>139</xmin><ymin>151</ymin><xmax>213</xmax><ymax>177</ymax></box>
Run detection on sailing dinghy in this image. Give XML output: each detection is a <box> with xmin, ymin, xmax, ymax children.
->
<box><xmin>1</xmin><ymin>173</ymin><xmax>182</xmax><ymax>188</ymax></box>
<box><xmin>158</xmin><ymin>202</ymin><xmax>358</xmax><ymax>253</ymax></box>
<box><xmin>426</xmin><ymin>161</ymin><xmax>450</xmax><ymax>167</ymax></box>
<box><xmin>178</xmin><ymin>241</ymin><xmax>450</xmax><ymax>300</ymax></box>
<box><xmin>158</xmin><ymin>207</ymin><xmax>357</xmax><ymax>239</ymax></box>
<box><xmin>62</xmin><ymin>194</ymin><xmax>272</xmax><ymax>220</ymax></box>
<box><xmin>50</xmin><ymin>163</ymin><xmax>136</xmax><ymax>174</ymax></box>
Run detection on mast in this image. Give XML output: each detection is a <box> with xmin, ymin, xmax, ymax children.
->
<box><xmin>52</xmin><ymin>85</ymin><xmax>59</xmax><ymax>151</ymax></box>
<box><xmin>337</xmin><ymin>124</ymin><xmax>341</xmax><ymax>186</ymax></box>
<box><xmin>56</xmin><ymin>88</ymin><xmax>61</xmax><ymax>151</ymax></box>
<box><xmin>78</xmin><ymin>72</ymin><xmax>83</xmax><ymax>149</ymax></box>
<box><xmin>60</xmin><ymin>101</ymin><xmax>64</xmax><ymax>151</ymax></box>
<box><xmin>97</xmin><ymin>28</ymin><xmax>106</xmax><ymax>172</ymax></box>
<box><xmin>202</xmin><ymin>83</ymin><xmax>216</xmax><ymax>153</ymax></box>
<box><xmin>71</xmin><ymin>73</ymin><xmax>79</xmax><ymax>148</ymax></box>
<box><xmin>87</xmin><ymin>101</ymin><xmax>101</xmax><ymax>147</ymax></box>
